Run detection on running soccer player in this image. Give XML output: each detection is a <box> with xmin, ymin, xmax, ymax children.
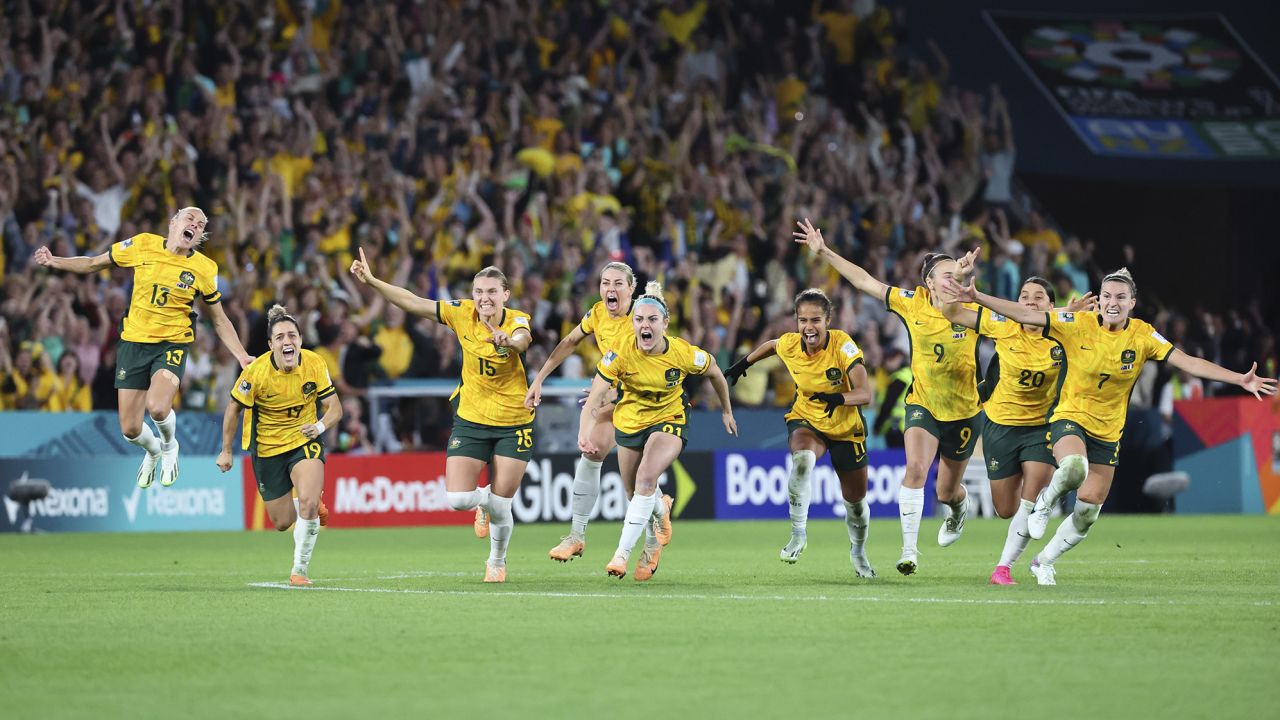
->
<box><xmin>216</xmin><ymin>305</ymin><xmax>341</xmax><ymax>587</ymax></box>
<box><xmin>350</xmin><ymin>249</ymin><xmax>533</xmax><ymax>583</ymax></box>
<box><xmin>945</xmin><ymin>268</ymin><xmax>1275</xmax><ymax>585</ymax></box>
<box><xmin>794</xmin><ymin>219</ymin><xmax>979</xmax><ymax>576</ymax></box>
<box><xmin>34</xmin><ymin>207</ymin><xmax>253</xmax><ymax>488</ymax></box>
<box><xmin>938</xmin><ymin>257</ymin><xmax>1096</xmax><ymax>585</ymax></box>
<box><xmin>725</xmin><ymin>288</ymin><xmax>876</xmax><ymax>577</ymax></box>
<box><xmin>580</xmin><ymin>282</ymin><xmax>738</xmax><ymax>581</ymax></box>
<box><xmin>524</xmin><ymin>262</ymin><xmax>638</xmax><ymax>562</ymax></box>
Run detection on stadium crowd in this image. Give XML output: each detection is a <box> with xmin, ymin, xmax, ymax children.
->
<box><xmin>1</xmin><ymin>0</ymin><xmax>1275</xmax><ymax>452</ymax></box>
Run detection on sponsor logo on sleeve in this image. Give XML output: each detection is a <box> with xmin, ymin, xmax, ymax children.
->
<box><xmin>1152</xmin><ymin>331</ymin><xmax>1168</xmax><ymax>344</ymax></box>
<box><xmin>693</xmin><ymin>350</ymin><xmax>708</xmax><ymax>368</ymax></box>
<box><xmin>992</xmin><ymin>313</ymin><xmax>1007</xmax><ymax>322</ymax></box>
<box><xmin>514</xmin><ymin>316</ymin><xmax>529</xmax><ymax>327</ymax></box>
<box><xmin>1058</xmin><ymin>312</ymin><xmax>1075</xmax><ymax>322</ymax></box>
<box><xmin>900</xmin><ymin>289</ymin><xmax>916</xmax><ymax>298</ymax></box>
<box><xmin>238</xmin><ymin>380</ymin><xmax>252</xmax><ymax>394</ymax></box>
<box><xmin>602</xmin><ymin>351</ymin><xmax>618</xmax><ymax>367</ymax></box>
<box><xmin>841</xmin><ymin>341</ymin><xmax>858</xmax><ymax>358</ymax></box>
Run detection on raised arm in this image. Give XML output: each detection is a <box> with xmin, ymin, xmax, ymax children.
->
<box><xmin>724</xmin><ymin>338</ymin><xmax>778</xmax><ymax>385</ymax></box>
<box><xmin>348</xmin><ymin>247</ymin><xmax>438</xmax><ymax>319</ymax></box>
<box><xmin>33</xmin><ymin>246</ymin><xmax>112</xmax><ymax>274</ymax></box>
<box><xmin>525</xmin><ymin>323</ymin><xmax>591</xmax><ymax>408</ymax></box>
<box><xmin>1166</xmin><ymin>352</ymin><xmax>1277</xmax><ymax>401</ymax></box>
<box><xmin>793</xmin><ymin>218</ymin><xmax>889</xmax><ymax>300</ymax></box>
<box><xmin>943</xmin><ymin>277</ymin><xmax>1046</xmax><ymax>327</ymax></box>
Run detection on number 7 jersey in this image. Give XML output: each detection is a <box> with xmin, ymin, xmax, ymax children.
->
<box><xmin>1043</xmin><ymin>310</ymin><xmax>1173</xmax><ymax>441</ymax></box>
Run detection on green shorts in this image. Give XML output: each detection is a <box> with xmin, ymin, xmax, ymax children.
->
<box><xmin>786</xmin><ymin>419</ymin><xmax>868</xmax><ymax>472</ymax></box>
<box><xmin>615</xmin><ymin>421</ymin><xmax>687</xmax><ymax>451</ymax></box>
<box><xmin>1050</xmin><ymin>419</ymin><xmax>1121</xmax><ymax>467</ymax></box>
<box><xmin>253</xmin><ymin>441</ymin><xmax>325</xmax><ymax>501</ymax></box>
<box><xmin>114</xmin><ymin>340</ymin><xmax>190</xmax><ymax>390</ymax></box>
<box><xmin>982</xmin><ymin>418</ymin><xmax>1055</xmax><ymax>481</ymax></box>
<box><xmin>447</xmin><ymin>416</ymin><xmax>535</xmax><ymax>462</ymax></box>
<box><xmin>904</xmin><ymin>405</ymin><xmax>981</xmax><ymax>461</ymax></box>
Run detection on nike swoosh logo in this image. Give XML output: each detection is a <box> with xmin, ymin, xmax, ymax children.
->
<box><xmin>626</xmin><ymin>521</ymin><xmax>645</xmax><ymax>526</ymax></box>
<box><xmin>1080</xmin><ymin>345</ymin><xmax>1091</xmax><ymax>350</ymax></box>
<box><xmin>901</xmin><ymin>512</ymin><xmax>918</xmax><ymax>517</ymax></box>
<box><xmin>572</xmin><ymin>492</ymin><xmax>589</xmax><ymax>497</ymax></box>
<box><xmin>913</xmin><ymin>321</ymin><xmax>925</xmax><ymax>326</ymax></box>
<box><xmin>516</xmin><ymin>449</ymin><xmax>530</xmax><ymax>453</ymax></box>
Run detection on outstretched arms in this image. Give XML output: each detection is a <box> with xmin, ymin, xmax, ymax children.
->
<box><xmin>349</xmin><ymin>247</ymin><xmax>439</xmax><ymax>319</ymax></box>
<box><xmin>724</xmin><ymin>339</ymin><xmax>778</xmax><ymax>385</ymax></box>
<box><xmin>33</xmin><ymin>246</ymin><xmax>112</xmax><ymax>274</ymax></box>
<box><xmin>1167</xmin><ymin>353</ymin><xmax>1276</xmax><ymax>401</ymax></box>
<box><xmin>793</xmin><ymin>218</ymin><xmax>889</xmax><ymax>300</ymax></box>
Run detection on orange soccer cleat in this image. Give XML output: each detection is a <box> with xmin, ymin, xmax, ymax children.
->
<box><xmin>605</xmin><ymin>552</ymin><xmax>628</xmax><ymax>579</ymax></box>
<box><xmin>483</xmin><ymin>563</ymin><xmax>506</xmax><ymax>583</ymax></box>
<box><xmin>634</xmin><ymin>544</ymin><xmax>663</xmax><ymax>582</ymax></box>
<box><xmin>318</xmin><ymin>501</ymin><xmax>329</xmax><ymax>527</ymax></box>
<box><xmin>548</xmin><ymin>536</ymin><xmax>585</xmax><ymax>562</ymax></box>
<box><xmin>289</xmin><ymin>572</ymin><xmax>312</xmax><ymax>587</ymax></box>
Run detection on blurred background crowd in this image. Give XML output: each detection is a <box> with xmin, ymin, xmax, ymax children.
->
<box><xmin>1</xmin><ymin>0</ymin><xmax>1275</xmax><ymax>452</ymax></box>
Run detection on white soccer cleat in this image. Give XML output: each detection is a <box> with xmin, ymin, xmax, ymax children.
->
<box><xmin>136</xmin><ymin>451</ymin><xmax>160</xmax><ymax>488</ymax></box>
<box><xmin>158</xmin><ymin>441</ymin><xmax>180</xmax><ymax>487</ymax></box>
<box><xmin>850</xmin><ymin>546</ymin><xmax>876</xmax><ymax>578</ymax></box>
<box><xmin>779</xmin><ymin>533</ymin><xmax>807</xmax><ymax>564</ymax></box>
<box><xmin>1029</xmin><ymin>557</ymin><xmax>1057</xmax><ymax>586</ymax></box>
<box><xmin>1027</xmin><ymin>489</ymin><xmax>1053</xmax><ymax>540</ymax></box>
<box><xmin>896</xmin><ymin>550</ymin><xmax>918</xmax><ymax>576</ymax></box>
<box><xmin>937</xmin><ymin>498</ymin><xmax>967</xmax><ymax>547</ymax></box>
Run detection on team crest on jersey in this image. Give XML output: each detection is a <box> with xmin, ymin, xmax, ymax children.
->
<box><xmin>1050</xmin><ymin>346</ymin><xmax>1065</xmax><ymax>366</ymax></box>
<box><xmin>1120</xmin><ymin>348</ymin><xmax>1136</xmax><ymax>371</ymax></box>
<box><xmin>664</xmin><ymin>368</ymin><xmax>681</xmax><ymax>388</ymax></box>
<box><xmin>495</xmin><ymin>345</ymin><xmax>510</xmax><ymax>358</ymax></box>
<box><xmin>825</xmin><ymin>367</ymin><xmax>843</xmax><ymax>386</ymax></box>
<box><xmin>176</xmin><ymin>270</ymin><xmax>196</xmax><ymax>290</ymax></box>
<box><xmin>911</xmin><ymin>409</ymin><xmax>924</xmax><ymax>420</ymax></box>
<box><xmin>302</xmin><ymin>382</ymin><xmax>317</xmax><ymax>396</ymax></box>
<box><xmin>449</xmin><ymin>437</ymin><xmax>461</xmax><ymax>449</ymax></box>
<box><xmin>117</xmin><ymin>368</ymin><xmax>127</xmax><ymax>380</ymax></box>
<box><xmin>989</xmin><ymin>458</ymin><xmax>1000</xmax><ymax>471</ymax></box>
<box><xmin>951</xmin><ymin>323</ymin><xmax>967</xmax><ymax>339</ymax></box>
<box><xmin>238</xmin><ymin>380</ymin><xmax>252</xmax><ymax>394</ymax></box>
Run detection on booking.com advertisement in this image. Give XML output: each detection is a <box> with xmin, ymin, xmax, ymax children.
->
<box><xmin>0</xmin><ymin>457</ymin><xmax>245</xmax><ymax>533</ymax></box>
<box><xmin>714</xmin><ymin>449</ymin><xmax>935</xmax><ymax>520</ymax></box>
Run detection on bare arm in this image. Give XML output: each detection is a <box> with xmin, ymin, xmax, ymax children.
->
<box><xmin>205</xmin><ymin>301</ymin><xmax>253</xmax><ymax>368</ymax></box>
<box><xmin>33</xmin><ymin>248</ymin><xmax>113</xmax><ymax>274</ymax></box>
<box><xmin>349</xmin><ymin>247</ymin><xmax>438</xmax><ymax>319</ymax></box>
<box><xmin>845</xmin><ymin>363</ymin><xmax>873</xmax><ymax>407</ymax></box>
<box><xmin>215</xmin><ymin>401</ymin><xmax>245</xmax><ymax>472</ymax></box>
<box><xmin>526</xmin><ymin>323</ymin><xmax>591</xmax><ymax>407</ymax></box>
<box><xmin>578</xmin><ymin>374</ymin><xmax>613</xmax><ymax>453</ymax></box>
<box><xmin>1166</xmin><ymin>351</ymin><xmax>1277</xmax><ymax>400</ymax></box>
<box><xmin>944</xmin><ymin>278</ymin><xmax>1046</xmax><ymax>327</ymax></box>
<box><xmin>704</xmin><ymin>363</ymin><xmax>739</xmax><ymax>436</ymax></box>
<box><xmin>793</xmin><ymin>219</ymin><xmax>889</xmax><ymax>299</ymax></box>
<box><xmin>302</xmin><ymin>393</ymin><xmax>343</xmax><ymax>440</ymax></box>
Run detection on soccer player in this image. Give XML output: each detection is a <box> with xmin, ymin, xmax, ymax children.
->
<box><xmin>524</xmin><ymin>262</ymin><xmax>638</xmax><ymax>562</ymax></box>
<box><xmin>938</xmin><ymin>257</ymin><xmax>1096</xmax><ymax>585</ymax></box>
<box><xmin>794</xmin><ymin>219</ymin><xmax>979</xmax><ymax>575</ymax></box>
<box><xmin>725</xmin><ymin>288</ymin><xmax>876</xmax><ymax>576</ymax></box>
<box><xmin>944</xmin><ymin>268</ymin><xmax>1276</xmax><ymax>585</ymax></box>
<box><xmin>580</xmin><ymin>282</ymin><xmax>738</xmax><ymax>581</ymax></box>
<box><xmin>34</xmin><ymin>207</ymin><xmax>252</xmax><ymax>488</ymax></box>
<box><xmin>216</xmin><ymin>305</ymin><xmax>342</xmax><ymax>587</ymax></box>
<box><xmin>349</xmin><ymin>249</ymin><xmax>533</xmax><ymax>583</ymax></box>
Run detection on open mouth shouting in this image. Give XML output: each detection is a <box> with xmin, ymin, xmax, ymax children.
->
<box><xmin>280</xmin><ymin>345</ymin><xmax>297</xmax><ymax>364</ymax></box>
<box><xmin>605</xmin><ymin>291</ymin><xmax>619</xmax><ymax>312</ymax></box>
<box><xmin>638</xmin><ymin>327</ymin><xmax>655</xmax><ymax>347</ymax></box>
<box><xmin>803</xmin><ymin>329</ymin><xmax>820</xmax><ymax>346</ymax></box>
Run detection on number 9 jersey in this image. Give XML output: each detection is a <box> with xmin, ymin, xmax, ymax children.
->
<box><xmin>885</xmin><ymin>286</ymin><xmax>982</xmax><ymax>422</ymax></box>
<box><xmin>231</xmin><ymin>349</ymin><xmax>336</xmax><ymax>457</ymax></box>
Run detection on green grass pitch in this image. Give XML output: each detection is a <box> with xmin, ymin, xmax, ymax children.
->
<box><xmin>2</xmin><ymin>515</ymin><xmax>1277</xmax><ymax>719</ymax></box>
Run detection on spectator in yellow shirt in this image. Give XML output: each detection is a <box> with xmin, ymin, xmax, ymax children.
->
<box><xmin>1014</xmin><ymin>210</ymin><xmax>1063</xmax><ymax>254</ymax></box>
<box><xmin>51</xmin><ymin>352</ymin><xmax>92</xmax><ymax>411</ymax></box>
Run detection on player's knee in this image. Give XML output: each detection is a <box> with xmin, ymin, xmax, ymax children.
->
<box><xmin>146</xmin><ymin>401</ymin><xmax>171</xmax><ymax>421</ymax></box>
<box><xmin>841</xmin><ymin>486</ymin><xmax>867</xmax><ymax>503</ymax></box>
<box><xmin>446</xmin><ymin>491</ymin><xmax>475</xmax><ymax>511</ymax></box>
<box><xmin>633</xmin><ymin>475</ymin><xmax>659</xmax><ymax>496</ymax></box>
<box><xmin>904</xmin><ymin>458</ymin><xmax>931</xmax><ymax>483</ymax></box>
<box><xmin>120</xmin><ymin>421</ymin><xmax>143</xmax><ymax>439</ymax></box>
<box><xmin>1060</xmin><ymin>454</ymin><xmax>1087</xmax><ymax>482</ymax></box>
<box><xmin>297</xmin><ymin>497</ymin><xmax>320</xmax><ymax>520</ymax></box>
<box><xmin>271</xmin><ymin>516</ymin><xmax>293</xmax><ymax>532</ymax></box>
<box><xmin>789</xmin><ymin>449</ymin><xmax>816</xmax><ymax>477</ymax></box>
<box><xmin>992</xmin><ymin>496</ymin><xmax>1019</xmax><ymax>519</ymax></box>
<box><xmin>583</xmin><ymin>449</ymin><xmax>607</xmax><ymax>463</ymax></box>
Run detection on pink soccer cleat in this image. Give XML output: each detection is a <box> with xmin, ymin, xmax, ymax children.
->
<box><xmin>989</xmin><ymin>565</ymin><xmax>1017</xmax><ymax>585</ymax></box>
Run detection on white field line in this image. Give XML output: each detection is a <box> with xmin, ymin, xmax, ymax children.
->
<box><xmin>247</xmin><ymin>581</ymin><xmax>1276</xmax><ymax>607</ymax></box>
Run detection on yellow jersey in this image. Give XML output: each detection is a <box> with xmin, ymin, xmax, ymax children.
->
<box><xmin>978</xmin><ymin>309</ymin><xmax>1064</xmax><ymax>427</ymax></box>
<box><xmin>777</xmin><ymin>329</ymin><xmax>867</xmax><ymax>441</ymax></box>
<box><xmin>438</xmin><ymin>300</ymin><xmax>535</xmax><ymax>427</ymax></box>
<box><xmin>231</xmin><ymin>349</ymin><xmax>337</xmax><ymax>458</ymax></box>
<box><xmin>1043</xmin><ymin>311</ymin><xmax>1173</xmax><ymax>442</ymax></box>
<box><xmin>598</xmin><ymin>335</ymin><xmax>710</xmax><ymax>434</ymax></box>
<box><xmin>885</xmin><ymin>286</ymin><xmax>982</xmax><ymax>421</ymax></box>
<box><xmin>110</xmin><ymin>233</ymin><xmax>222</xmax><ymax>344</ymax></box>
<box><xmin>579</xmin><ymin>299</ymin><xmax>634</xmax><ymax>355</ymax></box>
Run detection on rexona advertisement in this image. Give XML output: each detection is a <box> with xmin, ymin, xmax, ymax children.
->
<box><xmin>0</xmin><ymin>457</ymin><xmax>244</xmax><ymax>533</ymax></box>
<box><xmin>988</xmin><ymin>12</ymin><xmax>1280</xmax><ymax>159</ymax></box>
<box><xmin>714</xmin><ymin>449</ymin><xmax>933</xmax><ymax>520</ymax></box>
